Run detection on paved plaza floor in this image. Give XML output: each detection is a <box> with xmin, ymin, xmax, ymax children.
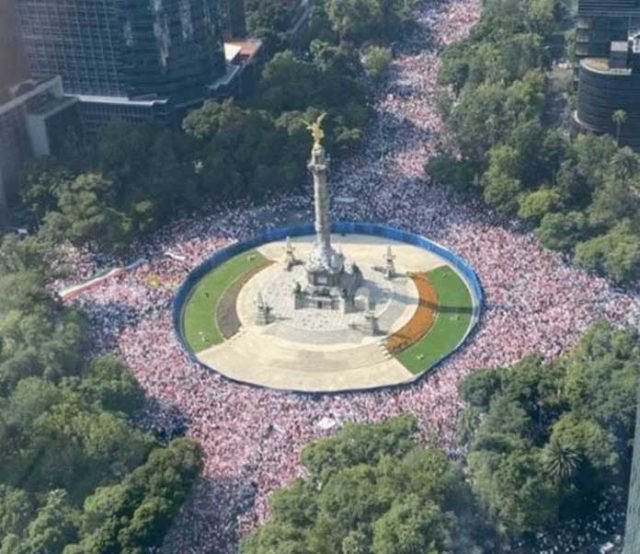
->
<box><xmin>192</xmin><ymin>234</ymin><xmax>458</xmax><ymax>392</ymax></box>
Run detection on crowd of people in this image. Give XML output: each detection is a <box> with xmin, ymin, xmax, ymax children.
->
<box><xmin>56</xmin><ymin>0</ymin><xmax>640</xmax><ymax>551</ymax></box>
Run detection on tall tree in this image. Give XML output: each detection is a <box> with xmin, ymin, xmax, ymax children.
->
<box><xmin>612</xmin><ymin>109</ymin><xmax>627</xmax><ymax>147</ymax></box>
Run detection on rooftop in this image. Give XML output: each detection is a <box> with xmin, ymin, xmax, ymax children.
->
<box><xmin>582</xmin><ymin>57</ymin><xmax>633</xmax><ymax>74</ymax></box>
<box><xmin>578</xmin><ymin>0</ymin><xmax>640</xmax><ymax>17</ymax></box>
<box><xmin>612</xmin><ymin>41</ymin><xmax>630</xmax><ymax>52</ymax></box>
<box><xmin>224</xmin><ymin>39</ymin><xmax>262</xmax><ymax>63</ymax></box>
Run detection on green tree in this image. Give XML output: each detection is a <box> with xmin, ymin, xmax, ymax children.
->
<box><xmin>77</xmin><ymin>356</ymin><xmax>145</xmax><ymax>415</ymax></box>
<box><xmin>425</xmin><ymin>155</ymin><xmax>476</xmax><ymax>190</ymax></box>
<box><xmin>16</xmin><ymin>403</ymin><xmax>152</xmax><ymax>499</ymax></box>
<box><xmin>4</xmin><ymin>377</ymin><xmax>63</xmax><ymax>427</ymax></box>
<box><xmin>246</xmin><ymin>0</ymin><xmax>292</xmax><ymax>37</ymax></box>
<box><xmin>0</xmin><ymin>227</ymin><xmax>202</xmax><ymax>554</ymax></box>
<box><xmin>535</xmin><ymin>211</ymin><xmax>588</xmax><ymax>252</ymax></box>
<box><xmin>77</xmin><ymin>438</ymin><xmax>202</xmax><ymax>553</ymax></box>
<box><xmin>0</xmin><ymin>269</ymin><xmax>49</xmax><ymax>315</ymax></box>
<box><xmin>438</xmin><ymin>40</ymin><xmax>471</xmax><ymax>92</ymax></box>
<box><xmin>541</xmin><ymin>436</ymin><xmax>580</xmax><ymax>485</ymax></box>
<box><xmin>243</xmin><ymin>417</ymin><xmax>485</xmax><ymax>554</ymax></box>
<box><xmin>97</xmin><ymin>123</ymin><xmax>154</xmax><ymax>200</ymax></box>
<box><xmin>363</xmin><ymin>46</ymin><xmax>393</xmax><ymax>81</ymax></box>
<box><xmin>184</xmin><ymin>100</ymin><xmax>302</xmax><ymax>199</ymax></box>
<box><xmin>548</xmin><ymin>414</ymin><xmax>617</xmax><ymax>472</ymax></box>
<box><xmin>258</xmin><ymin>51</ymin><xmax>324</xmax><ymax>112</ymax></box>
<box><xmin>42</xmin><ymin>173</ymin><xmax>132</xmax><ymax>253</ymax></box>
<box><xmin>372</xmin><ymin>495</ymin><xmax>446</xmax><ymax>554</ymax></box>
<box><xmin>0</xmin><ymin>299</ymin><xmax>88</xmax><ymax>392</ymax></box>
<box><xmin>482</xmin><ymin>145</ymin><xmax>524</xmax><ymax>215</ymax></box>
<box><xmin>574</xmin><ymin>222</ymin><xmax>640</xmax><ymax>283</ymax></box>
<box><xmin>20</xmin><ymin>165</ymin><xmax>73</xmax><ymax>226</ymax></box>
<box><xmin>0</xmin><ymin>235</ymin><xmax>48</xmax><ymax>276</ymax></box>
<box><xmin>325</xmin><ymin>0</ymin><xmax>412</xmax><ymax>43</ymax></box>
<box><xmin>300</xmin><ymin>414</ymin><xmax>417</xmax><ymax>479</ymax></box>
<box><xmin>450</xmin><ymin>82</ymin><xmax>508</xmax><ymax>160</ymax></box>
<box><xmin>562</xmin><ymin>321</ymin><xmax>640</xmax><ymax>438</ymax></box>
<box><xmin>16</xmin><ymin>490</ymin><xmax>79</xmax><ymax>554</ymax></box>
<box><xmin>459</xmin><ymin>368</ymin><xmax>502</xmax><ymax>410</ymax></box>
<box><xmin>589</xmin><ymin>154</ymin><xmax>640</xmax><ymax>229</ymax></box>
<box><xmin>459</xmin><ymin>321</ymin><xmax>639</xmax><ymax>535</ymax></box>
<box><xmin>468</xmin><ymin>448</ymin><xmax>559</xmax><ymax>534</ymax></box>
<box><xmin>0</xmin><ymin>485</ymin><xmax>37</xmax><ymax>542</ymax></box>
<box><xmin>612</xmin><ymin>109</ymin><xmax>627</xmax><ymax>146</ymax></box>
<box><xmin>518</xmin><ymin>189</ymin><xmax>563</xmax><ymax>222</ymax></box>
<box><xmin>342</xmin><ymin>529</ymin><xmax>369</xmax><ymax>554</ymax></box>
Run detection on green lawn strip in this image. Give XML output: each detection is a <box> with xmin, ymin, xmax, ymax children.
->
<box><xmin>182</xmin><ymin>250</ymin><xmax>268</xmax><ymax>352</ymax></box>
<box><xmin>397</xmin><ymin>265</ymin><xmax>474</xmax><ymax>374</ymax></box>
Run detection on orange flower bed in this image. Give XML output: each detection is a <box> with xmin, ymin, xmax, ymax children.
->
<box><xmin>386</xmin><ymin>273</ymin><xmax>438</xmax><ymax>353</ymax></box>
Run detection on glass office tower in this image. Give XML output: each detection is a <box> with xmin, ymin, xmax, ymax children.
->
<box><xmin>624</xmin><ymin>387</ymin><xmax>640</xmax><ymax>553</ymax></box>
<box><xmin>574</xmin><ymin>0</ymin><xmax>640</xmax><ymax>148</ymax></box>
<box><xmin>15</xmin><ymin>0</ymin><xmax>227</xmax><ymax>130</ymax></box>
<box><xmin>576</xmin><ymin>0</ymin><xmax>640</xmax><ymax>59</ymax></box>
<box><xmin>16</xmin><ymin>0</ymin><xmax>226</xmax><ymax>99</ymax></box>
<box><xmin>0</xmin><ymin>0</ymin><xmax>29</xmax><ymax>94</ymax></box>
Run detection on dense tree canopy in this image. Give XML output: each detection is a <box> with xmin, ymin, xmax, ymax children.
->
<box><xmin>459</xmin><ymin>321</ymin><xmax>639</xmax><ymax>535</ymax></box>
<box><xmin>242</xmin><ymin>415</ymin><xmax>489</xmax><ymax>554</ymax></box>
<box><xmin>0</xmin><ymin>236</ymin><xmax>202</xmax><ymax>553</ymax></box>
<box><xmin>325</xmin><ymin>0</ymin><xmax>415</xmax><ymax>43</ymax></box>
<box><xmin>429</xmin><ymin>0</ymin><xmax>640</xmax><ymax>285</ymax></box>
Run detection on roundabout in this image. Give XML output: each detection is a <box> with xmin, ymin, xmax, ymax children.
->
<box><xmin>174</xmin><ymin>224</ymin><xmax>482</xmax><ymax>392</ymax></box>
<box><xmin>174</xmin><ymin>121</ymin><xmax>482</xmax><ymax>392</ymax></box>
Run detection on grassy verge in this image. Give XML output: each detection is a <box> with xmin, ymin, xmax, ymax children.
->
<box><xmin>182</xmin><ymin>250</ymin><xmax>268</xmax><ymax>352</ymax></box>
<box><xmin>396</xmin><ymin>265</ymin><xmax>474</xmax><ymax>374</ymax></box>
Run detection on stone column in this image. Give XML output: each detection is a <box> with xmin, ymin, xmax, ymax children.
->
<box><xmin>308</xmin><ymin>144</ymin><xmax>331</xmax><ymax>255</ymax></box>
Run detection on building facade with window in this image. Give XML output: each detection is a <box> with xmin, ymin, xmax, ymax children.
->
<box><xmin>0</xmin><ymin>77</ymin><xmax>79</xmax><ymax>219</ymax></box>
<box><xmin>576</xmin><ymin>0</ymin><xmax>640</xmax><ymax>60</ymax></box>
<box><xmin>575</xmin><ymin>0</ymin><xmax>640</xmax><ymax>147</ymax></box>
<box><xmin>14</xmin><ymin>0</ymin><xmax>229</xmax><ymax>132</ymax></box>
<box><xmin>0</xmin><ymin>0</ymin><xmax>29</xmax><ymax>94</ymax></box>
<box><xmin>624</xmin><ymin>387</ymin><xmax>640</xmax><ymax>553</ymax></box>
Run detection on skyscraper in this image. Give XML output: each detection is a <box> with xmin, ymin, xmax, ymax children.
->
<box><xmin>221</xmin><ymin>0</ymin><xmax>247</xmax><ymax>39</ymax></box>
<box><xmin>1</xmin><ymin>0</ymin><xmax>81</xmax><ymax>221</ymax></box>
<box><xmin>624</xmin><ymin>386</ymin><xmax>640</xmax><ymax>553</ymax></box>
<box><xmin>574</xmin><ymin>0</ymin><xmax>640</xmax><ymax>148</ymax></box>
<box><xmin>576</xmin><ymin>0</ymin><xmax>640</xmax><ymax>60</ymax></box>
<box><xmin>0</xmin><ymin>0</ymin><xmax>28</xmax><ymax>94</ymax></box>
<box><xmin>14</xmin><ymin>0</ymin><xmax>228</xmax><ymax>130</ymax></box>
<box><xmin>0</xmin><ymin>77</ymin><xmax>79</xmax><ymax>219</ymax></box>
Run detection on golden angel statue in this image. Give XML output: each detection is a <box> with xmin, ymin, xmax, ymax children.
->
<box><xmin>303</xmin><ymin>112</ymin><xmax>327</xmax><ymax>148</ymax></box>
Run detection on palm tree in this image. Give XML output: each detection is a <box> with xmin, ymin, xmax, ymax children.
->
<box><xmin>611</xmin><ymin>147</ymin><xmax>640</xmax><ymax>180</ymax></box>
<box><xmin>542</xmin><ymin>438</ymin><xmax>580</xmax><ymax>485</ymax></box>
<box><xmin>612</xmin><ymin>109</ymin><xmax>627</xmax><ymax>146</ymax></box>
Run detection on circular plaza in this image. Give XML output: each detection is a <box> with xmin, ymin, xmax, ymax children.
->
<box><xmin>175</xmin><ymin>224</ymin><xmax>482</xmax><ymax>392</ymax></box>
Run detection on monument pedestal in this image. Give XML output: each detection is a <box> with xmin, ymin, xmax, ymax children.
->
<box><xmin>295</xmin><ymin>139</ymin><xmax>363</xmax><ymax>311</ymax></box>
